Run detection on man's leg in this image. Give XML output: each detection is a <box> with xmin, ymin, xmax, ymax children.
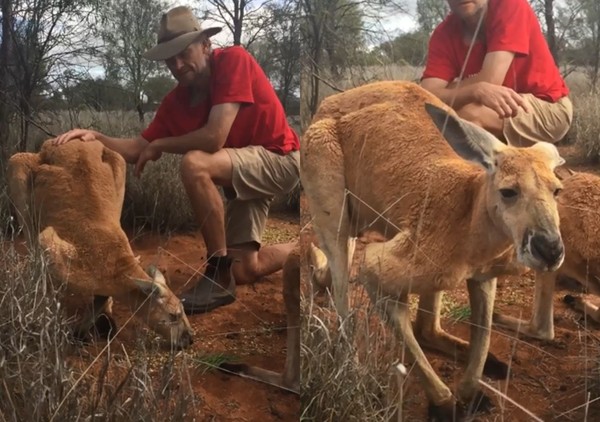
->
<box><xmin>455</xmin><ymin>103</ymin><xmax>505</xmax><ymax>139</ymax></box>
<box><xmin>455</xmin><ymin>95</ymin><xmax>573</xmax><ymax>147</ymax></box>
<box><xmin>224</xmin><ymin>189</ymin><xmax>297</xmax><ymax>284</ymax></box>
<box><xmin>178</xmin><ymin>149</ymin><xmax>238</xmax><ymax>314</ymax></box>
<box><xmin>179</xmin><ymin>146</ymin><xmax>300</xmax><ymax>314</ymax></box>
<box><xmin>179</xmin><ymin>149</ymin><xmax>234</xmax><ymax>257</ymax></box>
<box><xmin>228</xmin><ymin>241</ymin><xmax>298</xmax><ymax>285</ymax></box>
<box><xmin>502</xmin><ymin>94</ymin><xmax>573</xmax><ymax>147</ymax></box>
<box><xmin>223</xmin><ymin>146</ymin><xmax>300</xmax><ymax>285</ymax></box>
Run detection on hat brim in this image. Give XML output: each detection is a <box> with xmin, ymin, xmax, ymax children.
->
<box><xmin>143</xmin><ymin>27</ymin><xmax>222</xmax><ymax>61</ymax></box>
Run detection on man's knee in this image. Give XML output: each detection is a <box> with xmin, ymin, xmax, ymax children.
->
<box><xmin>456</xmin><ymin>103</ymin><xmax>481</xmax><ymax>125</ymax></box>
<box><xmin>456</xmin><ymin>103</ymin><xmax>504</xmax><ymax>138</ymax></box>
<box><xmin>181</xmin><ymin>151</ymin><xmax>211</xmax><ymax>181</ymax></box>
<box><xmin>182</xmin><ymin>149</ymin><xmax>234</xmax><ymax>186</ymax></box>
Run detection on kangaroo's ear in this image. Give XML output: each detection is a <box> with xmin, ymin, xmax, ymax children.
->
<box><xmin>133</xmin><ymin>279</ymin><xmax>166</xmax><ymax>299</ymax></box>
<box><xmin>530</xmin><ymin>142</ymin><xmax>565</xmax><ymax>170</ymax></box>
<box><xmin>146</xmin><ymin>264</ymin><xmax>168</xmax><ymax>285</ymax></box>
<box><xmin>425</xmin><ymin>102</ymin><xmax>507</xmax><ymax>172</ymax></box>
<box><xmin>309</xmin><ymin>242</ymin><xmax>328</xmax><ymax>272</ymax></box>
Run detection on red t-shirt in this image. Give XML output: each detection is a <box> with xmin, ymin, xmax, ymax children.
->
<box><xmin>142</xmin><ymin>46</ymin><xmax>299</xmax><ymax>154</ymax></box>
<box><xmin>422</xmin><ymin>0</ymin><xmax>568</xmax><ymax>102</ymax></box>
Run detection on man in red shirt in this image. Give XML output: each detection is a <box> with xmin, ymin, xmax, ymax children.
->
<box><xmin>421</xmin><ymin>0</ymin><xmax>572</xmax><ymax>147</ymax></box>
<box><xmin>53</xmin><ymin>6</ymin><xmax>300</xmax><ymax>314</ymax></box>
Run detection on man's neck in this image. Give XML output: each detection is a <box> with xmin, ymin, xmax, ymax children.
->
<box><xmin>189</xmin><ymin>87</ymin><xmax>208</xmax><ymax>106</ymax></box>
<box><xmin>462</xmin><ymin>10</ymin><xmax>487</xmax><ymax>43</ymax></box>
<box><xmin>189</xmin><ymin>70</ymin><xmax>211</xmax><ymax>106</ymax></box>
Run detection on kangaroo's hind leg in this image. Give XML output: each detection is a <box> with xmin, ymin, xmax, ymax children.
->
<box><xmin>301</xmin><ymin>117</ymin><xmax>352</xmax><ymax>316</ymax></box>
<box><xmin>415</xmin><ymin>290</ymin><xmax>508</xmax><ymax>379</ymax></box>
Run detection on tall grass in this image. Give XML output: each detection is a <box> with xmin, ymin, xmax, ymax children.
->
<box><xmin>571</xmin><ymin>93</ymin><xmax>600</xmax><ymax>162</ymax></box>
<box><xmin>0</xmin><ymin>242</ymin><xmax>77</xmax><ymax>420</ymax></box>
<box><xmin>0</xmin><ymin>236</ymin><xmax>200</xmax><ymax>421</ymax></box>
<box><xmin>300</xmin><ymin>282</ymin><xmax>404</xmax><ymax>421</ymax></box>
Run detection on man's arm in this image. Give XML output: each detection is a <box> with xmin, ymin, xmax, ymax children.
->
<box><xmin>96</xmin><ymin>134</ymin><xmax>149</xmax><ymax>164</ymax></box>
<box><xmin>133</xmin><ymin>102</ymin><xmax>241</xmax><ymax>177</ymax></box>
<box><xmin>151</xmin><ymin>102</ymin><xmax>240</xmax><ymax>155</ymax></box>
<box><xmin>422</xmin><ymin>51</ymin><xmax>529</xmax><ymax>117</ymax></box>
<box><xmin>471</xmin><ymin>51</ymin><xmax>516</xmax><ymax>85</ymax></box>
<box><xmin>421</xmin><ymin>51</ymin><xmax>515</xmax><ymax>105</ymax></box>
<box><xmin>52</xmin><ymin>129</ymin><xmax>149</xmax><ymax>164</ymax></box>
<box><xmin>421</xmin><ymin>77</ymin><xmax>478</xmax><ymax>110</ymax></box>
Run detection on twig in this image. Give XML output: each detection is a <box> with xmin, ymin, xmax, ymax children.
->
<box><xmin>0</xmin><ymin>92</ymin><xmax>57</xmax><ymax>138</ymax></box>
<box><xmin>478</xmin><ymin>379</ymin><xmax>544</xmax><ymax>422</ymax></box>
<box><xmin>523</xmin><ymin>374</ymin><xmax>552</xmax><ymax>395</ymax></box>
<box><xmin>554</xmin><ymin>394</ymin><xmax>600</xmax><ymax>419</ymax></box>
<box><xmin>311</xmin><ymin>72</ymin><xmax>345</xmax><ymax>93</ymax></box>
<box><xmin>395</xmin><ymin>363</ymin><xmax>407</xmax><ymax>422</ymax></box>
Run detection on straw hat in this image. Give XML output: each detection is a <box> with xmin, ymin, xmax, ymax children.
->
<box><xmin>143</xmin><ymin>6</ymin><xmax>222</xmax><ymax>61</ymax></box>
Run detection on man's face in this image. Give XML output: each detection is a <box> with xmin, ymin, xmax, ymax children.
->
<box><xmin>165</xmin><ymin>39</ymin><xmax>210</xmax><ymax>87</ymax></box>
<box><xmin>447</xmin><ymin>0</ymin><xmax>488</xmax><ymax>21</ymax></box>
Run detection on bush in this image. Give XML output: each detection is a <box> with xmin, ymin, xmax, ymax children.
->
<box><xmin>121</xmin><ymin>154</ymin><xmax>196</xmax><ymax>232</ymax></box>
<box><xmin>572</xmin><ymin>93</ymin><xmax>600</xmax><ymax>162</ymax></box>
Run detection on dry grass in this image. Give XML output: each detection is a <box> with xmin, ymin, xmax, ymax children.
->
<box><xmin>0</xmin><ymin>236</ymin><xmax>200</xmax><ymax>421</ymax></box>
<box><xmin>0</xmin><ymin>181</ymin><xmax>16</xmax><ymax>237</ymax></box>
<box><xmin>300</xmin><ymin>267</ymin><xmax>600</xmax><ymax>421</ymax></box>
<box><xmin>120</xmin><ymin>154</ymin><xmax>196</xmax><ymax>232</ymax></box>
<box><xmin>300</xmin><ymin>288</ymin><xmax>401</xmax><ymax>421</ymax></box>
<box><xmin>571</xmin><ymin>93</ymin><xmax>600</xmax><ymax>162</ymax></box>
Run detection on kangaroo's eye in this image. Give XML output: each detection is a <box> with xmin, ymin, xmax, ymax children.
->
<box><xmin>499</xmin><ymin>188</ymin><xmax>518</xmax><ymax>199</ymax></box>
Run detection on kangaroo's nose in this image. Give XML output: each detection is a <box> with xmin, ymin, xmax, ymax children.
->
<box><xmin>178</xmin><ymin>329</ymin><xmax>193</xmax><ymax>348</ymax></box>
<box><xmin>530</xmin><ymin>232</ymin><xmax>564</xmax><ymax>270</ymax></box>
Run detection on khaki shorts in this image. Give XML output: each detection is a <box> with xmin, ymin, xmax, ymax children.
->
<box><xmin>503</xmin><ymin>94</ymin><xmax>573</xmax><ymax>147</ymax></box>
<box><xmin>223</xmin><ymin>146</ymin><xmax>300</xmax><ymax>248</ymax></box>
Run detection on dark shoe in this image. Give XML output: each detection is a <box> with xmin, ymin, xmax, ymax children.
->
<box><xmin>180</xmin><ymin>256</ymin><xmax>236</xmax><ymax>315</ymax></box>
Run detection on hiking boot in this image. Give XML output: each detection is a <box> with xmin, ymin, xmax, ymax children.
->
<box><xmin>180</xmin><ymin>255</ymin><xmax>236</xmax><ymax>315</ymax></box>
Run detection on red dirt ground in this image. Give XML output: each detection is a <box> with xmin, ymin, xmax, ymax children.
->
<box><xmin>390</xmin><ymin>269</ymin><xmax>600</xmax><ymax>421</ymax></box>
<box><xmin>125</xmin><ymin>211</ymin><xmax>299</xmax><ymax>421</ymax></box>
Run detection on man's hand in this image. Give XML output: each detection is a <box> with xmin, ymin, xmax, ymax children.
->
<box><xmin>473</xmin><ymin>81</ymin><xmax>531</xmax><ymax>119</ymax></box>
<box><xmin>52</xmin><ymin>129</ymin><xmax>99</xmax><ymax>146</ymax></box>
<box><xmin>134</xmin><ymin>142</ymin><xmax>163</xmax><ymax>178</ymax></box>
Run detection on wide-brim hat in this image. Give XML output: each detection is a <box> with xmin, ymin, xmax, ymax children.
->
<box><xmin>143</xmin><ymin>6</ymin><xmax>222</xmax><ymax>61</ymax></box>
